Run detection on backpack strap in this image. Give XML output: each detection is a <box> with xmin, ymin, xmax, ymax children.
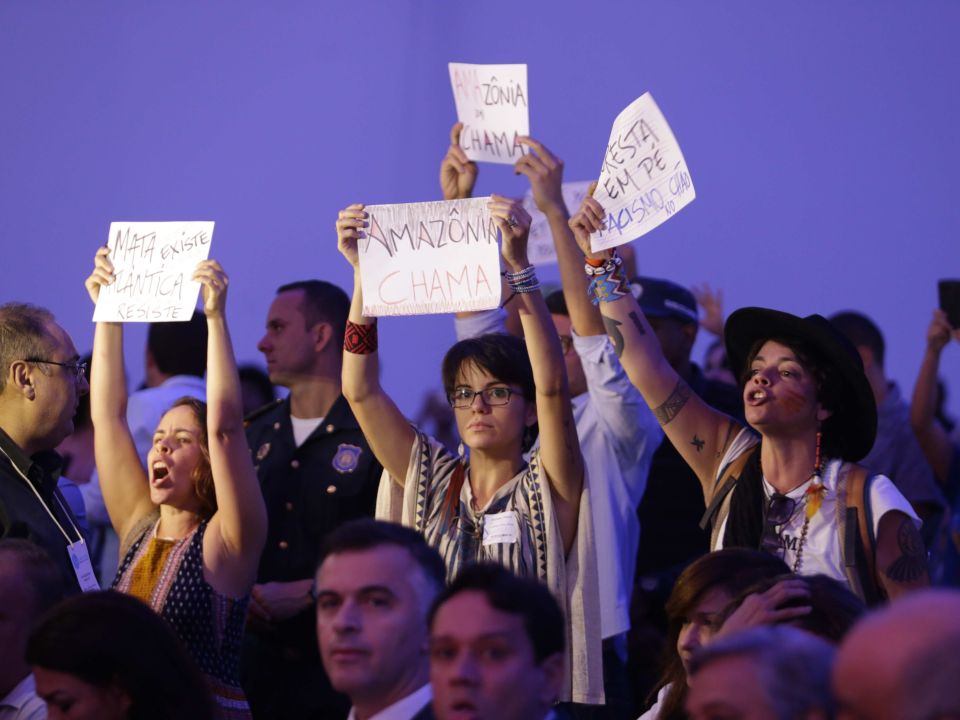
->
<box><xmin>699</xmin><ymin>445</ymin><xmax>758</xmax><ymax>537</ymax></box>
<box><xmin>842</xmin><ymin>464</ymin><xmax>881</xmax><ymax>604</ymax></box>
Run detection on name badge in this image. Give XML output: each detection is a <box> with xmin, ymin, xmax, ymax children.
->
<box><xmin>67</xmin><ymin>539</ymin><xmax>101</xmax><ymax>592</ymax></box>
<box><xmin>482</xmin><ymin>511</ymin><xmax>520</xmax><ymax>546</ymax></box>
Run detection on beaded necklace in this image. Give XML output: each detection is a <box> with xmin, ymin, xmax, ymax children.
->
<box><xmin>790</xmin><ymin>432</ymin><xmax>826</xmax><ymax>573</ymax></box>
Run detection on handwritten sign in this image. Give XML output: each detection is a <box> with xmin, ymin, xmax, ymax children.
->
<box><xmin>449</xmin><ymin>63</ymin><xmax>529</xmax><ymax>165</ymax></box>
<box><xmin>591</xmin><ymin>93</ymin><xmax>695</xmax><ymax>252</ymax></box>
<box><xmin>523</xmin><ymin>180</ymin><xmax>594</xmax><ymax>265</ymax></box>
<box><xmin>93</xmin><ymin>221</ymin><xmax>214</xmax><ymax>323</ymax></box>
<box><xmin>359</xmin><ymin>197</ymin><xmax>500</xmax><ymax>316</ymax></box>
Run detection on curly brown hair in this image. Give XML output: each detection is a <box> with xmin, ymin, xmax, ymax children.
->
<box><xmin>167</xmin><ymin>396</ymin><xmax>217</xmax><ymax>519</ymax></box>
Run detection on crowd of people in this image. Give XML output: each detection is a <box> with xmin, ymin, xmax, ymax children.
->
<box><xmin>1</xmin><ymin>122</ymin><xmax>959</xmax><ymax>720</ymax></box>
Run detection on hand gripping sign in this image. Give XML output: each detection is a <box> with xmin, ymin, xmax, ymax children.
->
<box><xmin>359</xmin><ymin>197</ymin><xmax>501</xmax><ymax>317</ymax></box>
<box><xmin>590</xmin><ymin>93</ymin><xmax>695</xmax><ymax>252</ymax></box>
<box><xmin>93</xmin><ymin>221</ymin><xmax>214</xmax><ymax>323</ymax></box>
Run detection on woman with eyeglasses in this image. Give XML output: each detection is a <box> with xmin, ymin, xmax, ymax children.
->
<box><xmin>568</xmin><ymin>196</ymin><xmax>927</xmax><ymax>604</ymax></box>
<box><xmin>85</xmin><ymin>249</ymin><xmax>267</xmax><ymax>719</ymax></box>
<box><xmin>336</xmin><ymin>197</ymin><xmax>603</xmax><ymax>703</ymax></box>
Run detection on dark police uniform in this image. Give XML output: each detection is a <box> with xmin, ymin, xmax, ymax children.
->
<box><xmin>241</xmin><ymin>395</ymin><xmax>381</xmax><ymax>720</ymax></box>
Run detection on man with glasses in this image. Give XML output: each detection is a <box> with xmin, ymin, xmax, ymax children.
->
<box><xmin>0</xmin><ymin>302</ymin><xmax>92</xmax><ymax>594</ymax></box>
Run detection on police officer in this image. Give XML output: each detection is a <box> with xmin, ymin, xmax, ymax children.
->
<box><xmin>242</xmin><ymin>281</ymin><xmax>382</xmax><ymax>720</ymax></box>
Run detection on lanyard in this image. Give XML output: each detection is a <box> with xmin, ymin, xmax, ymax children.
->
<box><xmin>0</xmin><ymin>445</ymin><xmax>82</xmax><ymax>543</ymax></box>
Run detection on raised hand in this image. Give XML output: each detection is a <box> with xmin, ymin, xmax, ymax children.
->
<box><xmin>192</xmin><ymin>259</ymin><xmax>229</xmax><ymax>318</ymax></box>
<box><xmin>84</xmin><ymin>246</ymin><xmax>115</xmax><ymax>305</ymax></box>
<box><xmin>336</xmin><ymin>203</ymin><xmax>367</xmax><ymax>271</ymax></box>
<box><xmin>927</xmin><ymin>308</ymin><xmax>959</xmax><ymax>351</ymax></box>
<box><xmin>488</xmin><ymin>194</ymin><xmax>532</xmax><ymax>271</ymax></box>
<box><xmin>515</xmin><ymin>137</ymin><xmax>565</xmax><ymax>215</ymax></box>
<box><xmin>692</xmin><ymin>283</ymin><xmax>725</xmax><ymax>337</ymax></box>
<box><xmin>568</xmin><ymin>185</ymin><xmax>607</xmax><ymax>260</ymax></box>
<box><xmin>440</xmin><ymin>122</ymin><xmax>479</xmax><ymax>201</ymax></box>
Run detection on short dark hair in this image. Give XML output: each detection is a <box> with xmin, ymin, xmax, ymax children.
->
<box><xmin>429</xmin><ymin>563</ymin><xmax>564</xmax><ymax>663</ymax></box>
<box><xmin>147</xmin><ymin>310</ymin><xmax>207</xmax><ymax>378</ymax></box>
<box><xmin>442</xmin><ymin>333</ymin><xmax>535</xmax><ymax>402</ymax></box>
<box><xmin>829</xmin><ymin>311</ymin><xmax>885</xmax><ymax>367</ymax></box>
<box><xmin>26</xmin><ymin>591</ymin><xmax>215</xmax><ymax>720</ymax></box>
<box><xmin>0</xmin><ymin>539</ymin><xmax>64</xmax><ymax>617</ymax></box>
<box><xmin>545</xmin><ymin>290</ymin><xmax>568</xmax><ymax>317</ymax></box>
<box><xmin>0</xmin><ymin>302</ymin><xmax>56</xmax><ymax>393</ymax></box>
<box><xmin>276</xmin><ymin>280</ymin><xmax>350</xmax><ymax>352</ymax></box>
<box><xmin>318</xmin><ymin>519</ymin><xmax>446</xmax><ymax>594</ymax></box>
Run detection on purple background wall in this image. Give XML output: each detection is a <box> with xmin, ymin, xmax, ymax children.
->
<box><xmin>2</xmin><ymin>1</ymin><xmax>959</xmax><ymax>420</ymax></box>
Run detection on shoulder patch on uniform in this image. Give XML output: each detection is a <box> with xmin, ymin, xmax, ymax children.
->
<box><xmin>332</xmin><ymin>443</ymin><xmax>362</xmax><ymax>474</ymax></box>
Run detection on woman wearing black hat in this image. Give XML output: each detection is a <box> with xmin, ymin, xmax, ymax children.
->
<box><xmin>568</xmin><ymin>196</ymin><xmax>927</xmax><ymax>602</ymax></box>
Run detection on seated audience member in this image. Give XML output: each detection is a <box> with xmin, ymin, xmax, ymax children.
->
<box><xmin>0</xmin><ymin>540</ymin><xmax>64</xmax><ymax>720</ymax></box>
<box><xmin>85</xmin><ymin>250</ymin><xmax>267</xmax><ymax>718</ymax></box>
<box><xmin>833</xmin><ymin>589</ymin><xmax>960</xmax><ymax>720</ymax></box>
<box><xmin>0</xmin><ymin>302</ymin><xmax>90</xmax><ymax>594</ymax></box>
<box><xmin>27</xmin><ymin>590</ymin><xmax>214</xmax><ymax>720</ymax></box>
<box><xmin>911</xmin><ymin>309</ymin><xmax>960</xmax><ymax>584</ymax></box>
<box><xmin>640</xmin><ymin>549</ymin><xmax>789</xmax><ymax>720</ymax></box>
<box><xmin>314</xmin><ymin>519</ymin><xmax>445</xmax><ymax>720</ymax></box>
<box><xmin>831</xmin><ymin>310</ymin><xmax>946</xmax><ymax>546</ymax></box>
<box><xmin>337</xmin><ymin>198</ymin><xmax>601</xmax><ymax>702</ymax></box>
<box><xmin>716</xmin><ymin>573</ymin><xmax>865</xmax><ymax>644</ymax></box>
<box><xmin>685</xmin><ymin>625</ymin><xmax>835</xmax><ymax>720</ymax></box>
<box><xmin>441</xmin><ymin>126</ymin><xmax>661</xmax><ymax>716</ymax></box>
<box><xmin>428</xmin><ymin>563</ymin><xmax>567</xmax><ymax>720</ymax></box>
<box><xmin>568</xmin><ymin>195</ymin><xmax>928</xmax><ymax>604</ymax></box>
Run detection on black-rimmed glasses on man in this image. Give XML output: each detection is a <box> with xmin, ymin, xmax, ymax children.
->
<box><xmin>24</xmin><ymin>358</ymin><xmax>89</xmax><ymax>381</ymax></box>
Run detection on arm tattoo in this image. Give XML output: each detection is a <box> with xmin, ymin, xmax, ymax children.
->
<box><xmin>654</xmin><ymin>379</ymin><xmax>692</xmax><ymax>426</ymax></box>
<box><xmin>691</xmin><ymin>434</ymin><xmax>705</xmax><ymax>452</ymax></box>
<box><xmin>628</xmin><ymin>311</ymin><xmax>646</xmax><ymax>335</ymax></box>
<box><xmin>603</xmin><ymin>315</ymin><xmax>625</xmax><ymax>357</ymax></box>
<box><xmin>883</xmin><ymin>515</ymin><xmax>928</xmax><ymax>584</ymax></box>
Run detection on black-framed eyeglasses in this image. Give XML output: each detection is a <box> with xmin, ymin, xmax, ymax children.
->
<box><xmin>760</xmin><ymin>492</ymin><xmax>796</xmax><ymax>555</ymax></box>
<box><xmin>448</xmin><ymin>386</ymin><xmax>516</xmax><ymax>409</ymax></box>
<box><xmin>25</xmin><ymin>358</ymin><xmax>89</xmax><ymax>381</ymax></box>
<box><xmin>558</xmin><ymin>334</ymin><xmax>574</xmax><ymax>356</ymax></box>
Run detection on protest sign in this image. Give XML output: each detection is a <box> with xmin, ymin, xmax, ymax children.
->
<box><xmin>449</xmin><ymin>63</ymin><xmax>529</xmax><ymax>165</ymax></box>
<box><xmin>591</xmin><ymin>93</ymin><xmax>695</xmax><ymax>251</ymax></box>
<box><xmin>523</xmin><ymin>180</ymin><xmax>594</xmax><ymax>265</ymax></box>
<box><xmin>93</xmin><ymin>221</ymin><xmax>214</xmax><ymax>323</ymax></box>
<box><xmin>359</xmin><ymin>197</ymin><xmax>500</xmax><ymax>316</ymax></box>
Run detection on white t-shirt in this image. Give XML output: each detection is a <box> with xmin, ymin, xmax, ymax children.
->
<box><xmin>714</xmin><ymin>429</ymin><xmax>919</xmax><ymax>584</ymax></box>
<box><xmin>290</xmin><ymin>415</ymin><xmax>324</xmax><ymax>447</ymax></box>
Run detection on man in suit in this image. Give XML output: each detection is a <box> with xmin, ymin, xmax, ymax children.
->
<box><xmin>315</xmin><ymin>520</ymin><xmax>444</xmax><ymax>720</ymax></box>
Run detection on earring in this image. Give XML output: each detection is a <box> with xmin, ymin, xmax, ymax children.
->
<box><xmin>457</xmin><ymin>442</ymin><xmax>465</xmax><ymax>460</ymax></box>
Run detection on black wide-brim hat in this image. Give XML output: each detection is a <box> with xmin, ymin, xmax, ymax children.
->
<box><xmin>724</xmin><ymin>307</ymin><xmax>877</xmax><ymax>462</ymax></box>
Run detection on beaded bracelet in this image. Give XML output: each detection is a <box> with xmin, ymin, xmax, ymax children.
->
<box><xmin>504</xmin><ymin>265</ymin><xmax>541</xmax><ymax>294</ymax></box>
<box><xmin>344</xmin><ymin>319</ymin><xmax>378</xmax><ymax>354</ymax></box>
<box><xmin>583</xmin><ymin>249</ymin><xmax>622</xmax><ymax>276</ymax></box>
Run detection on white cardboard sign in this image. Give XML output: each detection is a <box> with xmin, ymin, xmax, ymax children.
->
<box><xmin>523</xmin><ymin>180</ymin><xmax>594</xmax><ymax>265</ymax></box>
<box><xmin>93</xmin><ymin>221</ymin><xmax>214</xmax><ymax>323</ymax></box>
<box><xmin>359</xmin><ymin>197</ymin><xmax>501</xmax><ymax>316</ymax></box>
<box><xmin>449</xmin><ymin>63</ymin><xmax>529</xmax><ymax>165</ymax></box>
<box><xmin>591</xmin><ymin>93</ymin><xmax>695</xmax><ymax>251</ymax></box>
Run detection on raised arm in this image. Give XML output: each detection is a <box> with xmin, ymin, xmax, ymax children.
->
<box><xmin>568</xmin><ymin>196</ymin><xmax>741</xmax><ymax>496</ymax></box>
<box><xmin>515</xmin><ymin>139</ymin><xmax>604</xmax><ymax>338</ymax></box>
<box><xmin>194</xmin><ymin>261</ymin><xmax>267</xmax><ymax>593</ymax></box>
<box><xmin>491</xmin><ymin>195</ymin><xmax>584</xmax><ymax>554</ymax></box>
<box><xmin>85</xmin><ymin>247</ymin><xmax>154</xmax><ymax>542</ymax></box>
<box><xmin>337</xmin><ymin>203</ymin><xmax>417</xmax><ymax>483</ymax></box>
<box><xmin>910</xmin><ymin>309</ymin><xmax>957</xmax><ymax>484</ymax></box>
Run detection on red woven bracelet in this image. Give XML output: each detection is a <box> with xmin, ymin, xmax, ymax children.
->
<box><xmin>344</xmin><ymin>320</ymin><xmax>378</xmax><ymax>354</ymax></box>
